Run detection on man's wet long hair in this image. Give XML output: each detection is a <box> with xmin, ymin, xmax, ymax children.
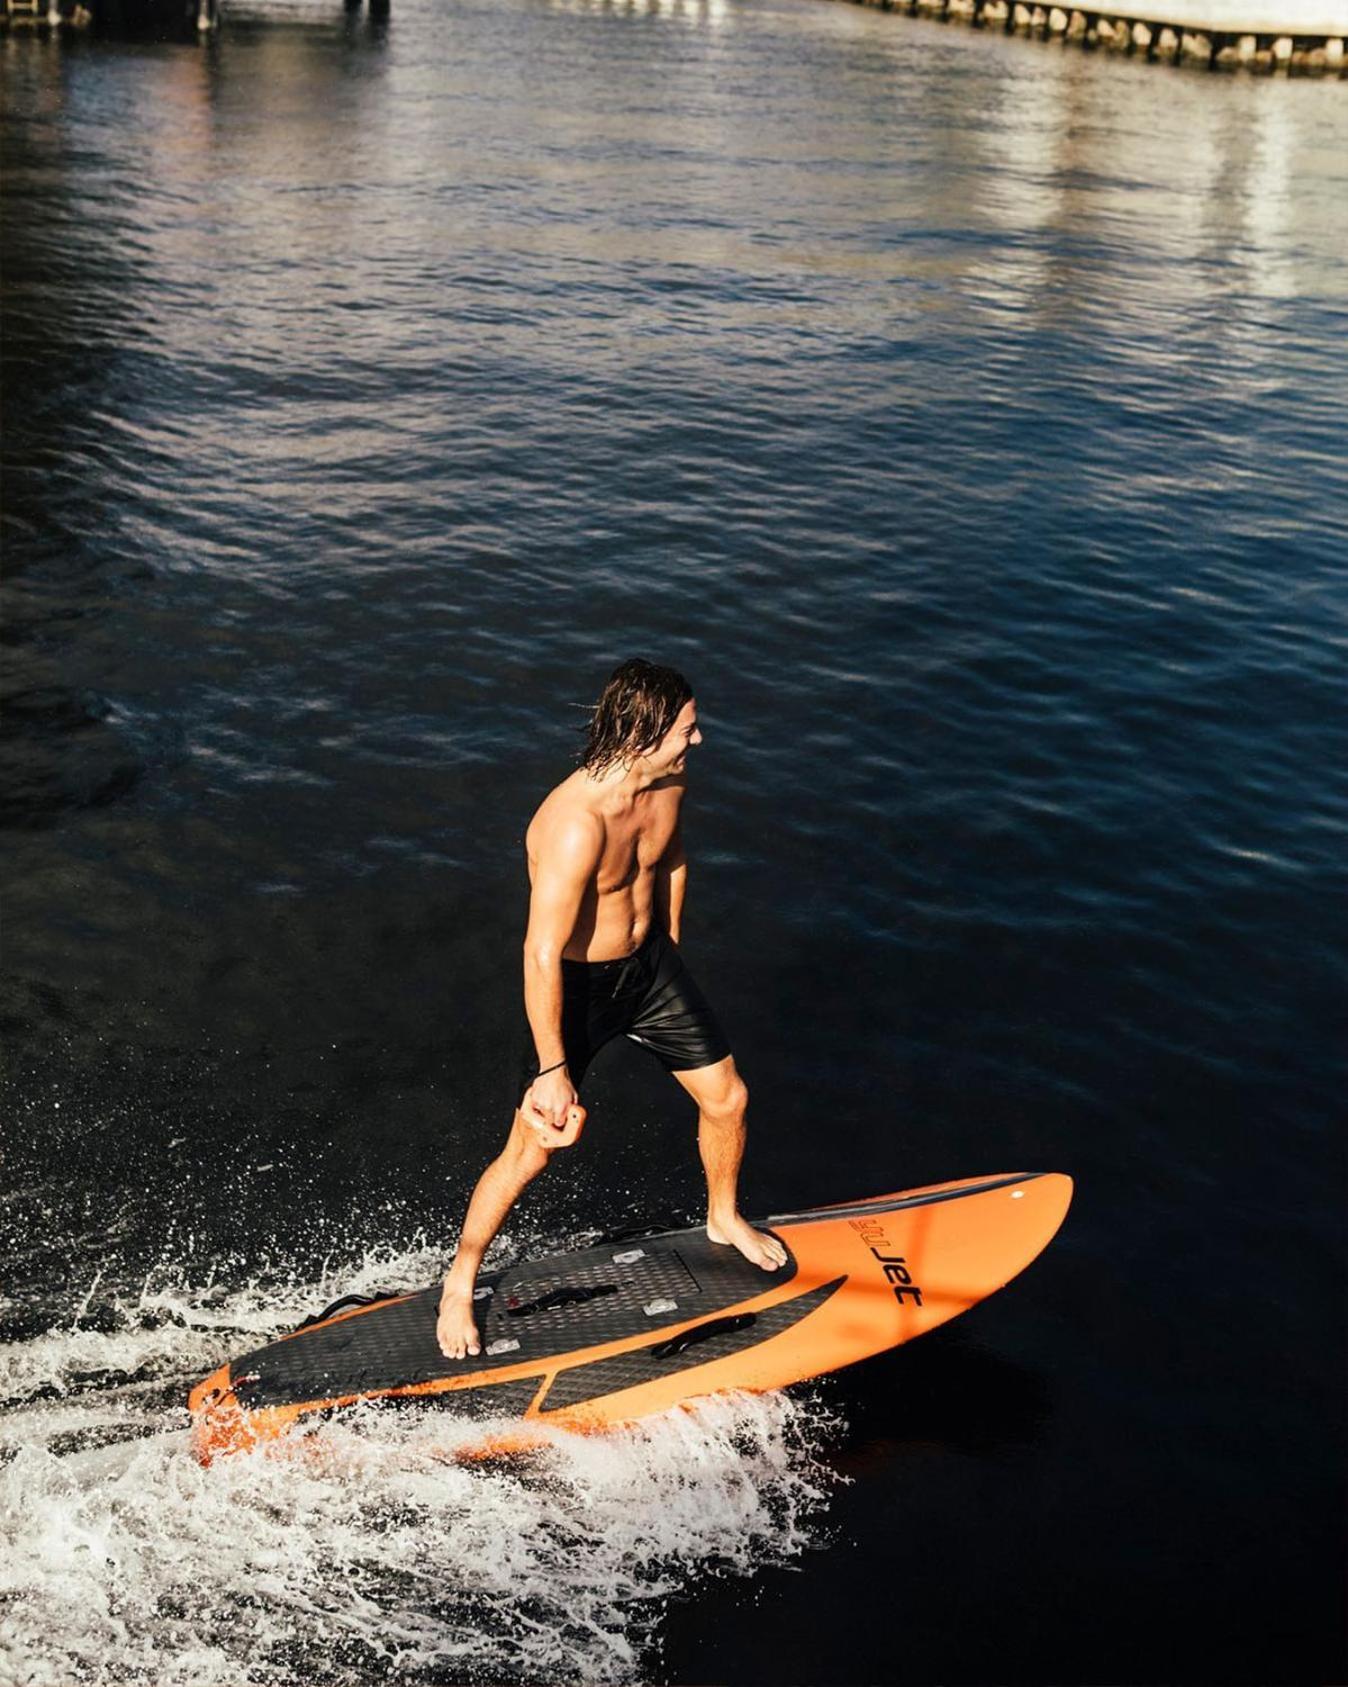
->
<box><xmin>581</xmin><ymin>659</ymin><xmax>693</xmax><ymax>776</ymax></box>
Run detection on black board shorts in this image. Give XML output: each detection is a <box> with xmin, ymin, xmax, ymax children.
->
<box><xmin>519</xmin><ymin>927</ymin><xmax>731</xmax><ymax>1100</ymax></box>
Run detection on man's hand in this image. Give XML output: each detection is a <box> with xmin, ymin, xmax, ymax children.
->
<box><xmin>523</xmin><ymin>1068</ymin><xmax>584</xmax><ymax>1150</ymax></box>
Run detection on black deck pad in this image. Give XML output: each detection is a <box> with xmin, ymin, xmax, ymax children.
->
<box><xmin>231</xmin><ymin>1227</ymin><xmax>797</xmax><ymax>1411</ymax></box>
<box><xmin>539</xmin><ymin>1277</ymin><xmax>844</xmax><ymax>1412</ymax></box>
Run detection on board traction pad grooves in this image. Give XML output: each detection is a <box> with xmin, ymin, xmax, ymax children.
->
<box><xmin>539</xmin><ymin>1278</ymin><xmax>844</xmax><ymax>1411</ymax></box>
<box><xmin>230</xmin><ymin>1229</ymin><xmax>799</xmax><ymax>1411</ymax></box>
<box><xmin>376</xmin><ymin>1376</ymin><xmax>545</xmax><ymax>1422</ymax></box>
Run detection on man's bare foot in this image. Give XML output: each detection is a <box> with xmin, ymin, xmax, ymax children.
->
<box><xmin>436</xmin><ymin>1284</ymin><xmax>481</xmax><ymax>1360</ymax></box>
<box><xmin>706</xmin><ymin>1213</ymin><xmax>789</xmax><ymax>1271</ymax></box>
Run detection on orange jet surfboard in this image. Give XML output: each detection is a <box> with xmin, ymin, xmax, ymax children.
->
<box><xmin>188</xmin><ymin>1171</ymin><xmax>1072</xmax><ymax>1464</ymax></box>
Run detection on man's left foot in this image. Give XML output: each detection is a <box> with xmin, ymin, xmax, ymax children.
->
<box><xmin>706</xmin><ymin>1214</ymin><xmax>788</xmax><ymax>1271</ymax></box>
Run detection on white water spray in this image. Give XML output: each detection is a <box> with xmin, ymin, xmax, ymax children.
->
<box><xmin>1</xmin><ymin>1241</ymin><xmax>843</xmax><ymax>1686</ymax></box>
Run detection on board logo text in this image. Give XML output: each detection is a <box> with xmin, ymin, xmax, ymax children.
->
<box><xmin>850</xmin><ymin>1217</ymin><xmax>924</xmax><ymax>1306</ymax></box>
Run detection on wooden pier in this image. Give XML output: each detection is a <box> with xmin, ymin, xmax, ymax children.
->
<box><xmin>1</xmin><ymin>0</ymin><xmax>218</xmax><ymax>27</ymax></box>
<box><xmin>841</xmin><ymin>0</ymin><xmax>1348</xmax><ymax>71</ymax></box>
<box><xmin>1</xmin><ymin>0</ymin><xmax>383</xmax><ymax>30</ymax></box>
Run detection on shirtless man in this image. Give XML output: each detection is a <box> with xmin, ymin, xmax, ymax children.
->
<box><xmin>436</xmin><ymin>658</ymin><xmax>787</xmax><ymax>1360</ymax></box>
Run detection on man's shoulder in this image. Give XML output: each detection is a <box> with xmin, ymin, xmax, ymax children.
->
<box><xmin>528</xmin><ymin>779</ymin><xmax>605</xmax><ymax>860</ymax></box>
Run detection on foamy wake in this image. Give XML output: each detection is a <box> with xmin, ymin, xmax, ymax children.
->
<box><xmin>0</xmin><ymin>1242</ymin><xmax>843</xmax><ymax>1686</ymax></box>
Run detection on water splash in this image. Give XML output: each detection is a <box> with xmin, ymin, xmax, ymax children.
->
<box><xmin>1</xmin><ymin>1246</ymin><xmax>843</xmax><ymax>1686</ymax></box>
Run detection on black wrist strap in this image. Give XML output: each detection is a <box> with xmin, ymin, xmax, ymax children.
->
<box><xmin>533</xmin><ymin>1058</ymin><xmax>568</xmax><ymax>1080</ymax></box>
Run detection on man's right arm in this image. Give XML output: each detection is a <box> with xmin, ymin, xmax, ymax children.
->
<box><xmin>521</xmin><ymin>814</ymin><xmax>603</xmax><ymax>1130</ymax></box>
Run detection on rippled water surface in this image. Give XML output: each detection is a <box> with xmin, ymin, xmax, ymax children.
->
<box><xmin>2</xmin><ymin>2</ymin><xmax>1346</xmax><ymax>1682</ymax></box>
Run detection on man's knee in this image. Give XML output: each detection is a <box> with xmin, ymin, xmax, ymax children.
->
<box><xmin>506</xmin><ymin>1111</ymin><xmax>554</xmax><ymax>1173</ymax></box>
<box><xmin>699</xmin><ymin>1069</ymin><xmax>749</xmax><ymax>1122</ymax></box>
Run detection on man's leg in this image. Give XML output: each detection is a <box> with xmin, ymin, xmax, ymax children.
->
<box><xmin>672</xmin><ymin>1055</ymin><xmax>787</xmax><ymax>1271</ymax></box>
<box><xmin>436</xmin><ymin>1109</ymin><xmax>552</xmax><ymax>1359</ymax></box>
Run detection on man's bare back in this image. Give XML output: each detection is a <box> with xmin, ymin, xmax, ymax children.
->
<box><xmin>436</xmin><ymin>665</ymin><xmax>786</xmax><ymax>1361</ymax></box>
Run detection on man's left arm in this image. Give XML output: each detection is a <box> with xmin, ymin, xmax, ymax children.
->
<box><xmin>656</xmin><ymin>823</ymin><xmax>686</xmax><ymax>944</ymax></box>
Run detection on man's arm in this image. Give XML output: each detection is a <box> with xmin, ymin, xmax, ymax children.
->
<box><xmin>522</xmin><ymin>814</ymin><xmax>603</xmax><ymax>1118</ymax></box>
<box><xmin>655</xmin><ymin>821</ymin><xmax>686</xmax><ymax>944</ymax></box>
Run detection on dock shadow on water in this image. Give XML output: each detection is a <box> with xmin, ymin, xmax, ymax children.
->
<box><xmin>0</xmin><ymin>1245</ymin><xmax>843</xmax><ymax>1687</ymax></box>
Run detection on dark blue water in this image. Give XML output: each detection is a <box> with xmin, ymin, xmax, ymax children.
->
<box><xmin>2</xmin><ymin>2</ymin><xmax>1345</xmax><ymax>1681</ymax></box>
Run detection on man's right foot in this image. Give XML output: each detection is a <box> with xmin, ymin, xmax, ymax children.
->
<box><xmin>436</xmin><ymin>1285</ymin><xmax>481</xmax><ymax>1360</ymax></box>
<box><xmin>706</xmin><ymin>1213</ymin><xmax>789</xmax><ymax>1271</ymax></box>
